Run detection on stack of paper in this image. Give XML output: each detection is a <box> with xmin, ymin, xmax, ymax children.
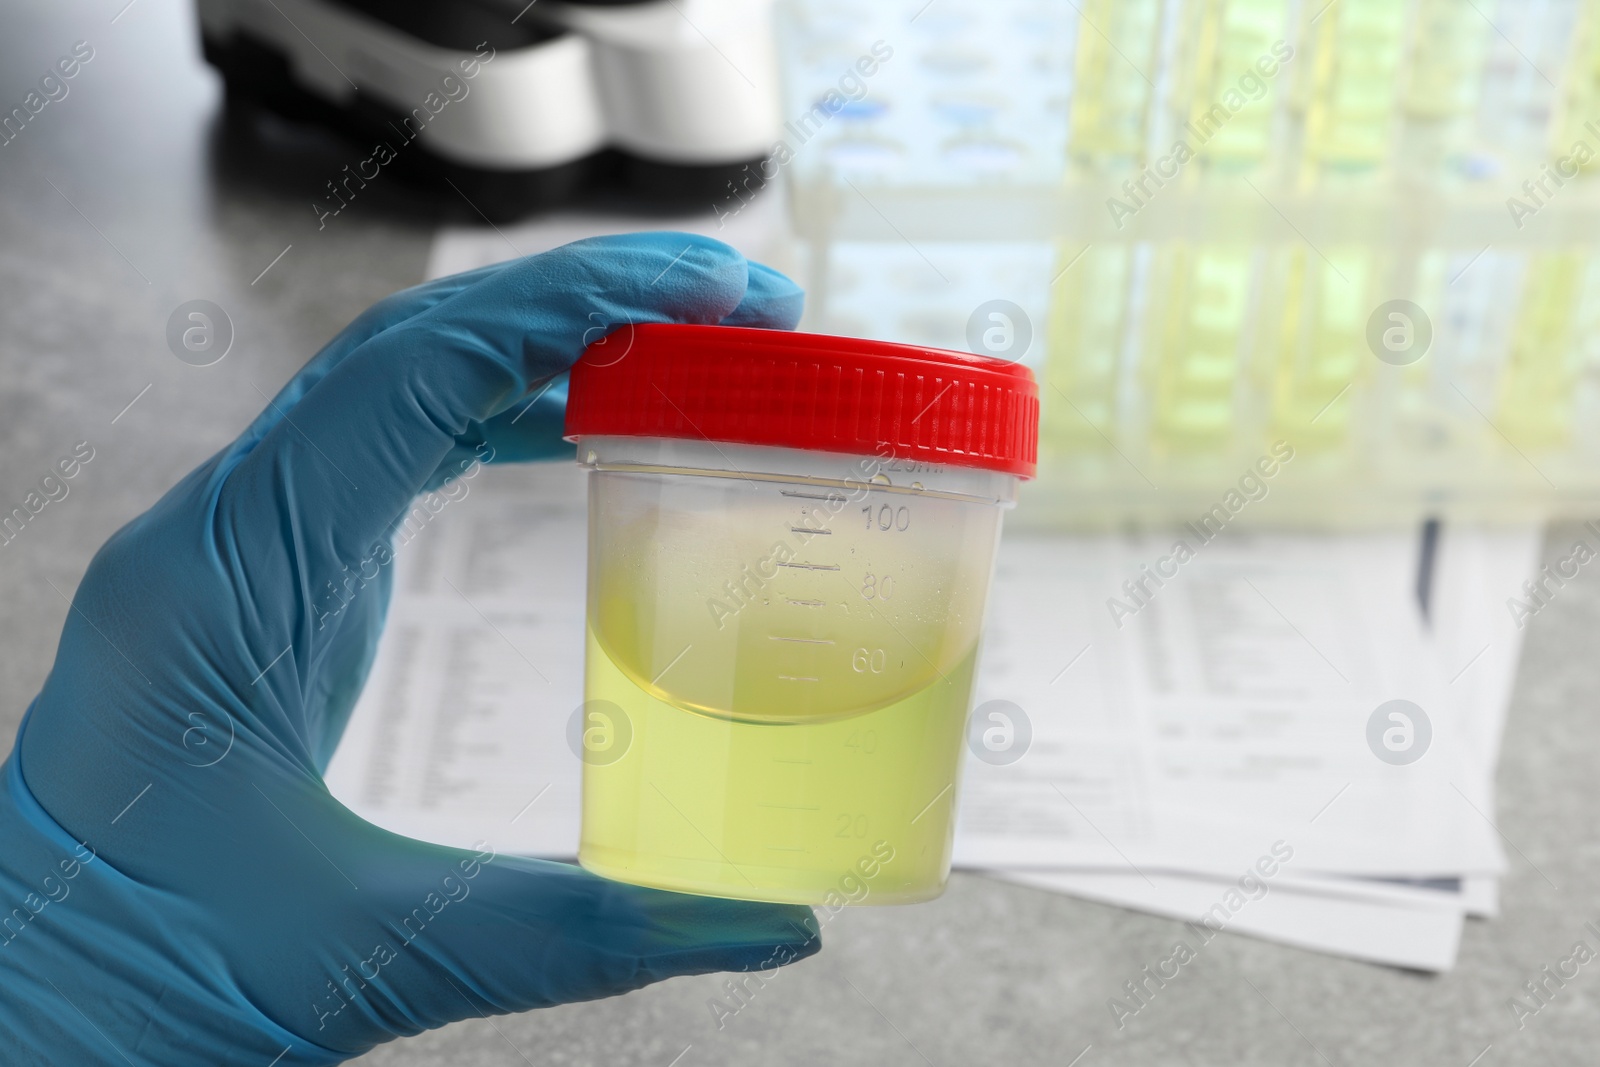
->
<box><xmin>322</xmin><ymin>461</ymin><xmax>1538</xmax><ymax>972</ymax></box>
<box><xmin>972</xmin><ymin>525</ymin><xmax>1536</xmax><ymax>971</ymax></box>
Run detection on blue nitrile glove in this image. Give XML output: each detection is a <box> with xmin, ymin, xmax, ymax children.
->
<box><xmin>0</xmin><ymin>233</ymin><xmax>816</xmax><ymax>1065</ymax></box>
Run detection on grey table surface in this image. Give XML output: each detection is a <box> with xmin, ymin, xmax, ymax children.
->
<box><xmin>2</xmin><ymin>3</ymin><xmax>1597</xmax><ymax>1065</ymax></box>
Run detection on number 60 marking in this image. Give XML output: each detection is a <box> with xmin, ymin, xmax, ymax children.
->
<box><xmin>852</xmin><ymin>647</ymin><xmax>886</xmax><ymax>673</ymax></box>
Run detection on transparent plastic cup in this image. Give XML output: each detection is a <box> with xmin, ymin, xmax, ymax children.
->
<box><xmin>564</xmin><ymin>325</ymin><xmax>1037</xmax><ymax>905</ymax></box>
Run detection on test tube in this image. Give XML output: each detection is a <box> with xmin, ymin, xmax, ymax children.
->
<box><xmin>1164</xmin><ymin>0</ymin><xmax>1292</xmax><ymax>176</ymax></box>
<box><xmin>1474</xmin><ymin>0</ymin><xmax>1580</xmax><ymax>171</ymax></box>
<box><xmin>1496</xmin><ymin>251</ymin><xmax>1583</xmax><ymax>449</ymax></box>
<box><xmin>1146</xmin><ymin>244</ymin><xmax>1256</xmax><ymax>452</ymax></box>
<box><xmin>1551</xmin><ymin>0</ymin><xmax>1600</xmax><ymax>172</ymax></box>
<box><xmin>1292</xmin><ymin>0</ymin><xmax>1408</xmax><ymax>181</ymax></box>
<box><xmin>1068</xmin><ymin>0</ymin><xmax>1164</xmax><ymax>173</ymax></box>
<box><xmin>1263</xmin><ymin>246</ymin><xmax>1369</xmax><ymax>448</ymax></box>
<box><xmin>1042</xmin><ymin>243</ymin><xmax>1133</xmax><ymax>453</ymax></box>
<box><xmin>1399</xmin><ymin>0</ymin><xmax>1492</xmax><ymax>178</ymax></box>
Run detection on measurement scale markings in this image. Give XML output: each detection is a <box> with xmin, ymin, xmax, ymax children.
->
<box><xmin>780</xmin><ymin>490</ymin><xmax>848</xmax><ymax>502</ymax></box>
<box><xmin>790</xmin><ymin>526</ymin><xmax>832</xmax><ymax>535</ymax></box>
<box><xmin>777</xmin><ymin>561</ymin><xmax>841</xmax><ymax>571</ymax></box>
<box><xmin>777</xmin><ymin>674</ymin><xmax>820</xmax><ymax>682</ymax></box>
<box><xmin>758</xmin><ymin>802</ymin><xmax>821</xmax><ymax>810</ymax></box>
<box><xmin>769</xmin><ymin>635</ymin><xmax>835</xmax><ymax>645</ymax></box>
<box><xmin>785</xmin><ymin>597</ymin><xmax>826</xmax><ymax>607</ymax></box>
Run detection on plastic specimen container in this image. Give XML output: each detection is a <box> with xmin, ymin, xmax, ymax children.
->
<box><xmin>563</xmin><ymin>324</ymin><xmax>1038</xmax><ymax>905</ymax></box>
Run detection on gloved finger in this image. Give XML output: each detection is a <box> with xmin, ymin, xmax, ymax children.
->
<box><xmin>416</xmin><ymin>259</ymin><xmax>803</xmax><ymax>487</ymax></box>
<box><xmin>259</xmin><ymin>827</ymin><xmax>820</xmax><ymax>1056</ymax></box>
<box><xmin>720</xmin><ymin>259</ymin><xmax>805</xmax><ymax>328</ymax></box>
<box><xmin>420</xmin><ymin>379</ymin><xmax>571</xmax><ymax>491</ymax></box>
<box><xmin>228</xmin><ymin>260</ymin><xmax>518</xmax><ymax>457</ymax></box>
<box><xmin>391</xmin><ymin>857</ymin><xmax>817</xmax><ymax>1049</ymax></box>
<box><xmin>221</xmin><ymin>233</ymin><xmax>768</xmax><ymax>567</ymax></box>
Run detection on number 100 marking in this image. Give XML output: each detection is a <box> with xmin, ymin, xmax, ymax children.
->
<box><xmin>863</xmin><ymin>504</ymin><xmax>910</xmax><ymax>531</ymax></box>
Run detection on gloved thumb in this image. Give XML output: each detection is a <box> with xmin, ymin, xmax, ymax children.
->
<box><xmin>294</xmin><ymin>835</ymin><xmax>819</xmax><ymax>1056</ymax></box>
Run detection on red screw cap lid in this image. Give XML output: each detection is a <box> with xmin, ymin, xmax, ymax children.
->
<box><xmin>563</xmin><ymin>325</ymin><xmax>1039</xmax><ymax>479</ymax></box>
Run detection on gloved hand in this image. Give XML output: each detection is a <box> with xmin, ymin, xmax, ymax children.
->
<box><xmin>0</xmin><ymin>233</ymin><xmax>817</xmax><ymax>1065</ymax></box>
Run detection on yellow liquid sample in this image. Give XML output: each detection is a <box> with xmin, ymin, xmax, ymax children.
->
<box><xmin>579</xmin><ymin>627</ymin><xmax>973</xmax><ymax>905</ymax></box>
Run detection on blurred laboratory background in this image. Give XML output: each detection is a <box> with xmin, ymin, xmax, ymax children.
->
<box><xmin>4</xmin><ymin>0</ymin><xmax>1600</xmax><ymax>1064</ymax></box>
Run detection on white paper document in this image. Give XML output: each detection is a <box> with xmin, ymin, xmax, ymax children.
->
<box><xmin>996</xmin><ymin>868</ymin><xmax>1466</xmax><ymax>972</ymax></box>
<box><xmin>985</xmin><ymin>523</ymin><xmax>1538</xmax><ymax>968</ymax></box>
<box><xmin>957</xmin><ymin>531</ymin><xmax>1505</xmax><ymax>878</ymax></box>
<box><xmin>324</xmin><ymin>463</ymin><xmax>590</xmax><ymax>856</ymax></box>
